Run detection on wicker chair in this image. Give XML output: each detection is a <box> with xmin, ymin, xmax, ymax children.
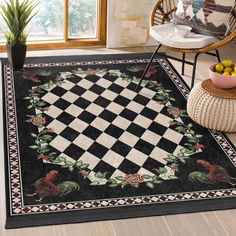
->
<box><xmin>136</xmin><ymin>0</ymin><xmax>236</xmax><ymax>90</ymax></box>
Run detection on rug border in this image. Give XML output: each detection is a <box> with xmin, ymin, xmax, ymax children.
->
<box><xmin>2</xmin><ymin>53</ymin><xmax>236</xmax><ymax>229</ymax></box>
<box><xmin>5</xmin><ymin>197</ymin><xmax>236</xmax><ymax>229</ymax></box>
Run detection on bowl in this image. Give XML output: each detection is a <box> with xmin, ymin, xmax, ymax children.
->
<box><xmin>174</xmin><ymin>25</ymin><xmax>192</xmax><ymax>37</ymax></box>
<box><xmin>209</xmin><ymin>65</ymin><xmax>236</xmax><ymax>89</ymax></box>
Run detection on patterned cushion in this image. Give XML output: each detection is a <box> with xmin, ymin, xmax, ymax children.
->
<box><xmin>172</xmin><ymin>0</ymin><xmax>235</xmax><ymax>36</ymax></box>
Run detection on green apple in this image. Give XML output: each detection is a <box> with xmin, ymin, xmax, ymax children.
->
<box><xmin>215</xmin><ymin>63</ymin><xmax>224</xmax><ymax>73</ymax></box>
<box><xmin>221</xmin><ymin>59</ymin><xmax>233</xmax><ymax>68</ymax></box>
<box><xmin>231</xmin><ymin>71</ymin><xmax>236</xmax><ymax>76</ymax></box>
<box><xmin>224</xmin><ymin>67</ymin><xmax>233</xmax><ymax>73</ymax></box>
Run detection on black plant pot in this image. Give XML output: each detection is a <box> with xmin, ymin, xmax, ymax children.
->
<box><xmin>6</xmin><ymin>42</ymin><xmax>27</xmax><ymax>71</ymax></box>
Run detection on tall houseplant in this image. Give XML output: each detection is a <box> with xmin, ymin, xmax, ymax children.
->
<box><xmin>0</xmin><ymin>0</ymin><xmax>38</xmax><ymax>70</ymax></box>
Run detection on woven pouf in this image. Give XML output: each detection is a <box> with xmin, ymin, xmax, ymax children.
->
<box><xmin>187</xmin><ymin>80</ymin><xmax>236</xmax><ymax>132</ymax></box>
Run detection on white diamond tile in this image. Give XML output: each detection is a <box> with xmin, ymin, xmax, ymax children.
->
<box><xmin>47</xmin><ymin>120</ymin><xmax>67</xmax><ymax>134</ymax></box>
<box><xmin>65</xmin><ymin>104</ymin><xmax>84</xmax><ymax>117</ymax></box>
<box><xmin>73</xmin><ymin>134</ymin><xmax>94</xmax><ymax>150</ymax></box>
<box><xmin>61</xmin><ymin>91</ymin><xmax>79</xmax><ymax>103</ymax></box>
<box><xmin>126</xmin><ymin>149</ymin><xmax>148</xmax><ymax>167</ymax></box>
<box><xmin>44</xmin><ymin>105</ymin><xmax>63</xmax><ymax>118</ymax></box>
<box><xmin>79</xmin><ymin>152</ymin><xmax>101</xmax><ymax>170</ymax></box>
<box><xmin>69</xmin><ymin>118</ymin><xmax>89</xmax><ymax>133</ymax></box>
<box><xmin>41</xmin><ymin>92</ymin><xmax>59</xmax><ymax>104</ymax></box>
<box><xmin>50</xmin><ymin>136</ymin><xmax>71</xmax><ymax>152</ymax></box>
<box><xmin>96</xmin><ymin>132</ymin><xmax>117</xmax><ymax>148</ymax></box>
<box><xmin>102</xmin><ymin>150</ymin><xmax>125</xmax><ymax>168</ymax></box>
<box><xmin>133</xmin><ymin>114</ymin><xmax>152</xmax><ymax>129</ymax></box>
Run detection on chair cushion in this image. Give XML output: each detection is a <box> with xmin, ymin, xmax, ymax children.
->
<box><xmin>172</xmin><ymin>0</ymin><xmax>235</xmax><ymax>36</ymax></box>
<box><xmin>150</xmin><ymin>23</ymin><xmax>218</xmax><ymax>49</ymax></box>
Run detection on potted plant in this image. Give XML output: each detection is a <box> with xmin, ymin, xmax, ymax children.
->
<box><xmin>0</xmin><ymin>0</ymin><xmax>38</xmax><ymax>70</ymax></box>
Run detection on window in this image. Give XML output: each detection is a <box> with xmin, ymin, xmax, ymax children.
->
<box><xmin>0</xmin><ymin>0</ymin><xmax>106</xmax><ymax>50</ymax></box>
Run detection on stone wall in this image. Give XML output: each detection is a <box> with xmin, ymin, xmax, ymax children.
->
<box><xmin>107</xmin><ymin>0</ymin><xmax>156</xmax><ymax>48</ymax></box>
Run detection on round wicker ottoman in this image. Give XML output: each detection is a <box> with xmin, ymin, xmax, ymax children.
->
<box><xmin>187</xmin><ymin>79</ymin><xmax>236</xmax><ymax>132</ymax></box>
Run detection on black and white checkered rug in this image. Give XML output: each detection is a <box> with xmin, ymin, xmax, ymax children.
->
<box><xmin>41</xmin><ymin>66</ymin><xmax>185</xmax><ymax>183</ymax></box>
<box><xmin>3</xmin><ymin>54</ymin><xmax>236</xmax><ymax>228</ymax></box>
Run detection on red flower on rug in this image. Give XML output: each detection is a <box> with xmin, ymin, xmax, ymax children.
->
<box><xmin>79</xmin><ymin>170</ymin><xmax>88</xmax><ymax>176</ymax></box>
<box><xmin>167</xmin><ymin>107</ymin><xmax>183</xmax><ymax>117</ymax></box>
<box><xmin>144</xmin><ymin>68</ymin><xmax>156</xmax><ymax>77</ymax></box>
<box><xmin>125</xmin><ymin>174</ymin><xmax>144</xmax><ymax>185</ymax></box>
<box><xmin>31</xmin><ymin>116</ymin><xmax>46</xmax><ymax>126</ymax></box>
<box><xmin>37</xmin><ymin>154</ymin><xmax>50</xmax><ymax>161</ymax></box>
<box><xmin>84</xmin><ymin>69</ymin><xmax>96</xmax><ymax>75</ymax></box>
<box><xmin>193</xmin><ymin>143</ymin><xmax>204</xmax><ymax>151</ymax></box>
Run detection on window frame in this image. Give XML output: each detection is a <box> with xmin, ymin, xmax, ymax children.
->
<box><xmin>0</xmin><ymin>0</ymin><xmax>107</xmax><ymax>51</ymax></box>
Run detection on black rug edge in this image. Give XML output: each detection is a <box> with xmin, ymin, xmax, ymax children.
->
<box><xmin>5</xmin><ymin>197</ymin><xmax>236</xmax><ymax>229</ymax></box>
<box><xmin>1</xmin><ymin>52</ymin><xmax>166</xmax><ymax>66</ymax></box>
<box><xmin>2</xmin><ymin>52</ymin><xmax>236</xmax><ymax>229</ymax></box>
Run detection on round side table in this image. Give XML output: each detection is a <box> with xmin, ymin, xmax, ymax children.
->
<box><xmin>187</xmin><ymin>79</ymin><xmax>236</xmax><ymax>132</ymax></box>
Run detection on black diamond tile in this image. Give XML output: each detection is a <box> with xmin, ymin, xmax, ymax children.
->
<box><xmin>120</xmin><ymin>108</ymin><xmax>138</xmax><ymax>121</ymax></box>
<box><xmin>94</xmin><ymin>96</ymin><xmax>111</xmax><ymax>108</ymax></box>
<box><xmin>64</xmin><ymin>144</ymin><xmax>85</xmax><ymax>160</ymax></box>
<box><xmin>148</xmin><ymin>121</ymin><xmax>166</xmax><ymax>136</ymax></box>
<box><xmin>84</xmin><ymin>74</ymin><xmax>100</xmax><ymax>83</ymax></box>
<box><xmin>74</xmin><ymin>97</ymin><xmax>91</xmax><ymax>109</ymax></box>
<box><xmin>104</xmin><ymin>124</ymin><xmax>124</xmax><ymax>139</ymax></box>
<box><xmin>157</xmin><ymin>137</ymin><xmax>178</xmax><ymax>153</ymax></box>
<box><xmin>50</xmin><ymin>86</ymin><xmax>68</xmax><ymax>97</ymax></box>
<box><xmin>133</xmin><ymin>94</ymin><xmax>150</xmax><ymax>106</ymax></box>
<box><xmin>67</xmin><ymin>76</ymin><xmax>82</xmax><ymax>84</ymax></box>
<box><xmin>142</xmin><ymin>158</ymin><xmax>165</xmax><ymax>174</ymax></box>
<box><xmin>83</xmin><ymin>126</ymin><xmax>103</xmax><ymax>140</ymax></box>
<box><xmin>78</xmin><ymin>111</ymin><xmax>96</xmax><ymax>124</ymax></box>
<box><xmin>43</xmin><ymin>113</ymin><xmax>54</xmax><ymax>125</ymax></box>
<box><xmin>93</xmin><ymin>160</ymin><xmax>116</xmax><ymax>179</ymax></box>
<box><xmin>140</xmin><ymin>107</ymin><xmax>158</xmax><ymax>120</ymax></box>
<box><xmin>87</xmin><ymin>142</ymin><xmax>109</xmax><ymax>158</ymax></box>
<box><xmin>103</xmin><ymin>73</ymin><xmax>117</xmax><ymax>82</ymax></box>
<box><xmin>53</xmin><ymin>98</ymin><xmax>71</xmax><ymax>110</ymax></box>
<box><xmin>60</xmin><ymin>127</ymin><xmax>80</xmax><ymax>142</ymax></box>
<box><xmin>126</xmin><ymin>82</ymin><xmax>137</xmax><ymax>91</ymax></box>
<box><xmin>113</xmin><ymin>95</ymin><xmax>130</xmax><ymax>107</ymax></box>
<box><xmin>118</xmin><ymin>159</ymin><xmax>141</xmax><ymax>174</ymax></box>
<box><xmin>57</xmin><ymin>112</ymin><xmax>75</xmax><ymax>125</ymax></box>
<box><xmin>108</xmin><ymin>83</ymin><xmax>124</xmax><ymax>94</ymax></box>
<box><xmin>111</xmin><ymin>140</ymin><xmax>132</xmax><ymax>157</ymax></box>
<box><xmin>134</xmin><ymin>139</ymin><xmax>155</xmax><ymax>155</ymax></box>
<box><xmin>99</xmin><ymin>109</ymin><xmax>117</xmax><ymax>122</ymax></box>
<box><xmin>89</xmin><ymin>84</ymin><xmax>106</xmax><ymax>95</ymax></box>
<box><xmin>70</xmin><ymin>85</ymin><xmax>86</xmax><ymax>96</ymax></box>
<box><xmin>126</xmin><ymin>123</ymin><xmax>146</xmax><ymax>137</ymax></box>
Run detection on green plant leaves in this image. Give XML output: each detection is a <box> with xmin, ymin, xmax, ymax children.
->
<box><xmin>146</xmin><ymin>182</ymin><xmax>155</xmax><ymax>189</ymax></box>
<box><xmin>90</xmin><ymin>181</ymin><xmax>100</xmax><ymax>186</ymax></box>
<box><xmin>95</xmin><ymin>171</ymin><xmax>107</xmax><ymax>179</ymax></box>
<box><xmin>115</xmin><ymin>176</ymin><xmax>125</xmax><ymax>181</ymax></box>
<box><xmin>0</xmin><ymin>0</ymin><xmax>38</xmax><ymax>45</ymax></box>
<box><xmin>153</xmin><ymin>167</ymin><xmax>168</xmax><ymax>174</ymax></box>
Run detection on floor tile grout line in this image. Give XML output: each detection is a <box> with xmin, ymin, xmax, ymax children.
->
<box><xmin>162</xmin><ymin>216</ymin><xmax>173</xmax><ymax>236</ymax></box>
<box><xmin>214</xmin><ymin>211</ymin><xmax>230</xmax><ymax>236</ymax></box>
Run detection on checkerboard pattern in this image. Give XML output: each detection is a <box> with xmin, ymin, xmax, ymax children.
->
<box><xmin>39</xmin><ymin>70</ymin><xmax>185</xmax><ymax>183</ymax></box>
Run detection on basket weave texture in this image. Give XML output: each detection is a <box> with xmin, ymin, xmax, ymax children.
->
<box><xmin>187</xmin><ymin>82</ymin><xmax>236</xmax><ymax>132</ymax></box>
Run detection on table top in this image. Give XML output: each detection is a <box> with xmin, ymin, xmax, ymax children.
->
<box><xmin>201</xmin><ymin>79</ymin><xmax>236</xmax><ymax>99</ymax></box>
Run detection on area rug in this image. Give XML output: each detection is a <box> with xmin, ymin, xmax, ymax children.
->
<box><xmin>2</xmin><ymin>53</ymin><xmax>236</xmax><ymax>229</ymax></box>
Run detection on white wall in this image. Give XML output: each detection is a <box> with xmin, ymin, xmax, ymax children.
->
<box><xmin>107</xmin><ymin>0</ymin><xmax>157</xmax><ymax>48</ymax></box>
